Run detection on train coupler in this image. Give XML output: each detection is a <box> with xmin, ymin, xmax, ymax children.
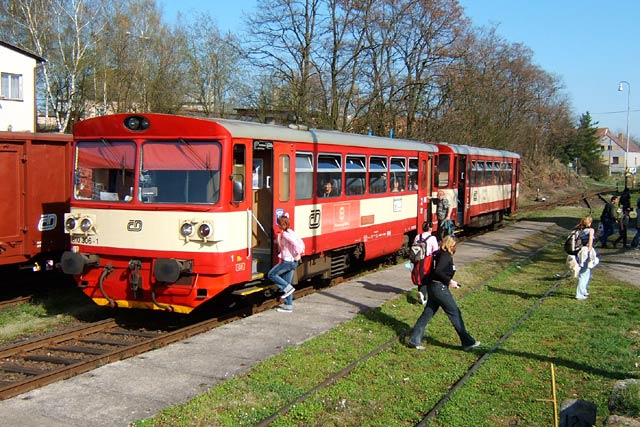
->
<box><xmin>128</xmin><ymin>260</ymin><xmax>143</xmax><ymax>298</ymax></box>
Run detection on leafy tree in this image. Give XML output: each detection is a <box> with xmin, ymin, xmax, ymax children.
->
<box><xmin>569</xmin><ymin>112</ymin><xmax>607</xmax><ymax>179</ymax></box>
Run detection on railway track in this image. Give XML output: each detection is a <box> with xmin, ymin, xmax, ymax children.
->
<box><xmin>0</xmin><ymin>296</ymin><xmax>32</xmax><ymax>310</ymax></box>
<box><xmin>0</xmin><ymin>285</ymin><xmax>323</xmax><ymax>400</ymax></box>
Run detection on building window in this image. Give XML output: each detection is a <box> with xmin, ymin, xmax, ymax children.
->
<box><xmin>1</xmin><ymin>73</ymin><xmax>23</xmax><ymax>100</ymax></box>
<box><xmin>612</xmin><ymin>157</ymin><xmax>619</xmax><ymax>165</ymax></box>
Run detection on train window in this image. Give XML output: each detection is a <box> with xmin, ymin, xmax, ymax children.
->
<box><xmin>408</xmin><ymin>158</ymin><xmax>418</xmax><ymax>191</ymax></box>
<box><xmin>345</xmin><ymin>155</ymin><xmax>366</xmax><ymax>196</ymax></box>
<box><xmin>390</xmin><ymin>158</ymin><xmax>406</xmax><ymax>192</ymax></box>
<box><xmin>279</xmin><ymin>154</ymin><xmax>290</xmax><ymax>202</ymax></box>
<box><xmin>486</xmin><ymin>162</ymin><xmax>493</xmax><ymax>185</ymax></box>
<box><xmin>73</xmin><ymin>140</ymin><xmax>136</xmax><ymax>202</ymax></box>
<box><xmin>317</xmin><ymin>153</ymin><xmax>341</xmax><ymax>197</ymax></box>
<box><xmin>295</xmin><ymin>153</ymin><xmax>313</xmax><ymax>200</ymax></box>
<box><xmin>140</xmin><ymin>141</ymin><xmax>222</xmax><ymax>204</ymax></box>
<box><xmin>369</xmin><ymin>156</ymin><xmax>387</xmax><ymax>194</ymax></box>
<box><xmin>437</xmin><ymin>155</ymin><xmax>450</xmax><ymax>187</ymax></box>
<box><xmin>478</xmin><ymin>161</ymin><xmax>486</xmax><ymax>185</ymax></box>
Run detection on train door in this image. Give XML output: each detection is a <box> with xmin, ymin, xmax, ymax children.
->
<box><xmin>417</xmin><ymin>151</ymin><xmax>432</xmax><ymax>227</ymax></box>
<box><xmin>0</xmin><ymin>142</ymin><xmax>25</xmax><ymax>264</ymax></box>
<box><xmin>271</xmin><ymin>142</ymin><xmax>296</xmax><ymax>265</ymax></box>
<box><xmin>457</xmin><ymin>155</ymin><xmax>467</xmax><ymax>225</ymax></box>
<box><xmin>511</xmin><ymin>159</ymin><xmax>520</xmax><ymax>210</ymax></box>
<box><xmin>250</xmin><ymin>142</ymin><xmax>274</xmax><ymax>276</ymax></box>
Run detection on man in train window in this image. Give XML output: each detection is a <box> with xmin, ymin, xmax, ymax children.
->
<box><xmin>319</xmin><ymin>180</ymin><xmax>336</xmax><ymax>198</ymax></box>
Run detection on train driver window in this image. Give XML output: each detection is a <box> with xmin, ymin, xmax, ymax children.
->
<box><xmin>345</xmin><ymin>155</ymin><xmax>366</xmax><ymax>196</ymax></box>
<box><xmin>73</xmin><ymin>140</ymin><xmax>135</xmax><ymax>202</ymax></box>
<box><xmin>369</xmin><ymin>156</ymin><xmax>387</xmax><ymax>194</ymax></box>
<box><xmin>437</xmin><ymin>154</ymin><xmax>450</xmax><ymax>187</ymax></box>
<box><xmin>140</xmin><ymin>140</ymin><xmax>222</xmax><ymax>204</ymax></box>
<box><xmin>295</xmin><ymin>153</ymin><xmax>313</xmax><ymax>200</ymax></box>
<box><xmin>390</xmin><ymin>157</ymin><xmax>406</xmax><ymax>192</ymax></box>
<box><xmin>317</xmin><ymin>153</ymin><xmax>341</xmax><ymax>198</ymax></box>
<box><xmin>408</xmin><ymin>158</ymin><xmax>418</xmax><ymax>190</ymax></box>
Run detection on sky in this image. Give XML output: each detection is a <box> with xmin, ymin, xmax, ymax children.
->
<box><xmin>162</xmin><ymin>0</ymin><xmax>640</xmax><ymax>136</ymax></box>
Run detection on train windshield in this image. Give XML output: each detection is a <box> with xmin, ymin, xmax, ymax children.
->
<box><xmin>140</xmin><ymin>140</ymin><xmax>221</xmax><ymax>204</ymax></box>
<box><xmin>73</xmin><ymin>140</ymin><xmax>136</xmax><ymax>202</ymax></box>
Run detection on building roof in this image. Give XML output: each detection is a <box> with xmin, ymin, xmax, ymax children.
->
<box><xmin>0</xmin><ymin>40</ymin><xmax>45</xmax><ymax>63</ymax></box>
<box><xmin>597</xmin><ymin>128</ymin><xmax>640</xmax><ymax>153</ymax></box>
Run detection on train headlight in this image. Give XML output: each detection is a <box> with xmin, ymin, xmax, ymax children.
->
<box><xmin>80</xmin><ymin>218</ymin><xmax>93</xmax><ymax>233</ymax></box>
<box><xmin>124</xmin><ymin>115</ymin><xmax>150</xmax><ymax>131</ymax></box>
<box><xmin>198</xmin><ymin>222</ymin><xmax>212</xmax><ymax>240</ymax></box>
<box><xmin>65</xmin><ymin>217</ymin><xmax>77</xmax><ymax>232</ymax></box>
<box><xmin>180</xmin><ymin>222</ymin><xmax>194</xmax><ymax>237</ymax></box>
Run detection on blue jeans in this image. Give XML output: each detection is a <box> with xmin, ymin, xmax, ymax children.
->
<box><xmin>576</xmin><ymin>263</ymin><xmax>591</xmax><ymax>299</ymax></box>
<box><xmin>600</xmin><ymin>220</ymin><xmax>614</xmax><ymax>246</ymax></box>
<box><xmin>267</xmin><ymin>260</ymin><xmax>297</xmax><ymax>307</ymax></box>
<box><xmin>409</xmin><ymin>280</ymin><xmax>476</xmax><ymax>348</ymax></box>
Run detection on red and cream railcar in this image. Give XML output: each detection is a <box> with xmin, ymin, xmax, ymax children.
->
<box><xmin>60</xmin><ymin>114</ymin><xmax>438</xmax><ymax>313</ymax></box>
<box><xmin>432</xmin><ymin>143</ymin><xmax>520</xmax><ymax>229</ymax></box>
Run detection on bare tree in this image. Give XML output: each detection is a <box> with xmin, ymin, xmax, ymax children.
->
<box><xmin>177</xmin><ymin>12</ymin><xmax>243</xmax><ymax>117</ymax></box>
<box><xmin>1</xmin><ymin>0</ymin><xmax>106</xmax><ymax>132</ymax></box>
<box><xmin>244</xmin><ymin>0</ymin><xmax>323</xmax><ymax>124</ymax></box>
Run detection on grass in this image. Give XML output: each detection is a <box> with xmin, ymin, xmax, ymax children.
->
<box><xmin>132</xmin><ymin>206</ymin><xmax>640</xmax><ymax>427</ymax></box>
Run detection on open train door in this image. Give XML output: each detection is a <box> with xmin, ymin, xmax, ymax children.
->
<box><xmin>271</xmin><ymin>141</ymin><xmax>296</xmax><ymax>264</ymax></box>
<box><xmin>417</xmin><ymin>151</ymin><xmax>432</xmax><ymax>227</ymax></box>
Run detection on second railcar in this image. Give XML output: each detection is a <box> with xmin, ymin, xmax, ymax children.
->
<box><xmin>431</xmin><ymin>143</ymin><xmax>520</xmax><ymax>230</ymax></box>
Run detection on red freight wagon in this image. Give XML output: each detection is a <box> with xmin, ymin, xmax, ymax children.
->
<box><xmin>0</xmin><ymin>131</ymin><xmax>72</xmax><ymax>270</ymax></box>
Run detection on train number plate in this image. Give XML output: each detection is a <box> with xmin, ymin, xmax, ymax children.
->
<box><xmin>71</xmin><ymin>235</ymin><xmax>98</xmax><ymax>245</ymax></box>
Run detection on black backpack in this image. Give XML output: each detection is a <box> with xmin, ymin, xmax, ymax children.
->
<box><xmin>564</xmin><ymin>228</ymin><xmax>583</xmax><ymax>255</ymax></box>
<box><xmin>409</xmin><ymin>236</ymin><xmax>428</xmax><ymax>263</ymax></box>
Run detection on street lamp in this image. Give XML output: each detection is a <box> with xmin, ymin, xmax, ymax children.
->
<box><xmin>618</xmin><ymin>80</ymin><xmax>630</xmax><ymax>187</ymax></box>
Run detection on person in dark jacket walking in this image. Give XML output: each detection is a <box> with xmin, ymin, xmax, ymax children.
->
<box><xmin>599</xmin><ymin>195</ymin><xmax>619</xmax><ymax>248</ymax></box>
<box><xmin>407</xmin><ymin>235</ymin><xmax>480</xmax><ymax>351</ymax></box>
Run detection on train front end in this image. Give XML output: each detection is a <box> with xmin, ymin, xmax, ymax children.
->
<box><xmin>60</xmin><ymin>114</ymin><xmax>250</xmax><ymax>313</ymax></box>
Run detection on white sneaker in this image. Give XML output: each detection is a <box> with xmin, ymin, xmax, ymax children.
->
<box><xmin>276</xmin><ymin>306</ymin><xmax>293</xmax><ymax>313</ymax></box>
<box><xmin>462</xmin><ymin>341</ymin><xmax>481</xmax><ymax>351</ymax></box>
<box><xmin>281</xmin><ymin>285</ymin><xmax>295</xmax><ymax>299</ymax></box>
<box><xmin>418</xmin><ymin>292</ymin><xmax>427</xmax><ymax>305</ymax></box>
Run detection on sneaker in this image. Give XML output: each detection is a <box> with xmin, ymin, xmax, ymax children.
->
<box><xmin>408</xmin><ymin>342</ymin><xmax>425</xmax><ymax>350</ymax></box>
<box><xmin>462</xmin><ymin>341</ymin><xmax>481</xmax><ymax>351</ymax></box>
<box><xmin>281</xmin><ymin>285</ymin><xmax>295</xmax><ymax>299</ymax></box>
<box><xmin>276</xmin><ymin>306</ymin><xmax>293</xmax><ymax>313</ymax></box>
<box><xmin>418</xmin><ymin>292</ymin><xmax>427</xmax><ymax>305</ymax></box>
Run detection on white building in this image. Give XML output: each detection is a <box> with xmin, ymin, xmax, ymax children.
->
<box><xmin>0</xmin><ymin>40</ymin><xmax>45</xmax><ymax>132</ymax></box>
<box><xmin>597</xmin><ymin>128</ymin><xmax>640</xmax><ymax>176</ymax></box>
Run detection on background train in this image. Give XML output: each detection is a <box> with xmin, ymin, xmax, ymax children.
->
<box><xmin>60</xmin><ymin>114</ymin><xmax>520</xmax><ymax>313</ymax></box>
<box><xmin>0</xmin><ymin>131</ymin><xmax>72</xmax><ymax>271</ymax></box>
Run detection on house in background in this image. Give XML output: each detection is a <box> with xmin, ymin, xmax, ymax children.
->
<box><xmin>0</xmin><ymin>40</ymin><xmax>45</xmax><ymax>132</ymax></box>
<box><xmin>597</xmin><ymin>128</ymin><xmax>640</xmax><ymax>176</ymax></box>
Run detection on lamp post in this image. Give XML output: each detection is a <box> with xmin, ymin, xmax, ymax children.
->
<box><xmin>618</xmin><ymin>80</ymin><xmax>630</xmax><ymax>187</ymax></box>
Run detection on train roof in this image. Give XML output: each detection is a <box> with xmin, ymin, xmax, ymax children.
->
<box><xmin>208</xmin><ymin>118</ymin><xmax>439</xmax><ymax>153</ymax></box>
<box><xmin>438</xmin><ymin>142</ymin><xmax>520</xmax><ymax>159</ymax></box>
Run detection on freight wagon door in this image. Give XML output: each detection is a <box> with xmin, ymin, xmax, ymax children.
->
<box><xmin>0</xmin><ymin>142</ymin><xmax>25</xmax><ymax>263</ymax></box>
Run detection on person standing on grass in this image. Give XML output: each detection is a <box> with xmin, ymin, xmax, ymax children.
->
<box><xmin>613</xmin><ymin>207</ymin><xmax>631</xmax><ymax>248</ymax></box>
<box><xmin>599</xmin><ymin>195</ymin><xmax>619</xmax><ymax>248</ymax></box>
<box><xmin>573</xmin><ymin>215</ymin><xmax>598</xmax><ymax>300</ymax></box>
<box><xmin>408</xmin><ymin>235</ymin><xmax>480</xmax><ymax>351</ymax></box>
<box><xmin>267</xmin><ymin>214</ymin><xmax>304</xmax><ymax>313</ymax></box>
